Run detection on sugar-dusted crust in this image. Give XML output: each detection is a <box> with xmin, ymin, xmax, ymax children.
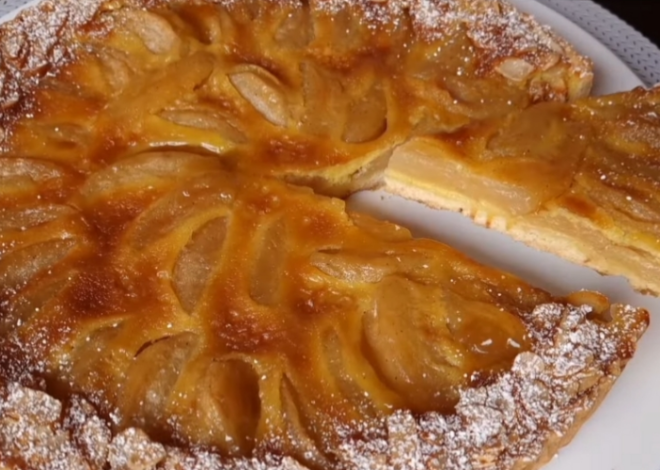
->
<box><xmin>0</xmin><ymin>302</ymin><xmax>648</xmax><ymax>470</ymax></box>
<box><xmin>0</xmin><ymin>0</ymin><xmax>105</xmax><ymax>114</ymax></box>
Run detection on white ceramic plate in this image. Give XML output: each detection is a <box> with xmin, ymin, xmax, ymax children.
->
<box><xmin>0</xmin><ymin>1</ymin><xmax>658</xmax><ymax>469</ymax></box>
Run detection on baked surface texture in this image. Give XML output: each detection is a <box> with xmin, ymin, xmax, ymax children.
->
<box><xmin>0</xmin><ymin>1</ymin><xmax>650</xmax><ymax>470</ymax></box>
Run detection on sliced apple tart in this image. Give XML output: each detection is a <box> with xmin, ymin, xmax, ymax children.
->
<box><xmin>0</xmin><ymin>1</ymin><xmax>651</xmax><ymax>470</ymax></box>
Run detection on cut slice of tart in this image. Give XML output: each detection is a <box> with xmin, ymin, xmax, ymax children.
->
<box><xmin>0</xmin><ymin>0</ymin><xmax>592</xmax><ymax>196</ymax></box>
<box><xmin>385</xmin><ymin>86</ymin><xmax>660</xmax><ymax>295</ymax></box>
<box><xmin>0</xmin><ymin>150</ymin><xmax>649</xmax><ymax>470</ymax></box>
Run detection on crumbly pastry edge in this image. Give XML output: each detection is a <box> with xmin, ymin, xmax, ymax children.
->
<box><xmin>0</xmin><ymin>301</ymin><xmax>648</xmax><ymax>470</ymax></box>
<box><xmin>0</xmin><ymin>0</ymin><xmax>105</xmax><ymax>118</ymax></box>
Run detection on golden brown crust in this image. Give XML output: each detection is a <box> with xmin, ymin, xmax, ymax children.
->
<box><xmin>0</xmin><ymin>0</ymin><xmax>592</xmax><ymax>116</ymax></box>
<box><xmin>0</xmin><ymin>0</ymin><xmax>105</xmax><ymax>112</ymax></box>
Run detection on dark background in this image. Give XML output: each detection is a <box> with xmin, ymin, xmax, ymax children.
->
<box><xmin>592</xmin><ymin>0</ymin><xmax>660</xmax><ymax>47</ymax></box>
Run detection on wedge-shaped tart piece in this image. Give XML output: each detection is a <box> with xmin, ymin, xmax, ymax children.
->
<box><xmin>385</xmin><ymin>86</ymin><xmax>660</xmax><ymax>295</ymax></box>
<box><xmin>0</xmin><ymin>151</ymin><xmax>649</xmax><ymax>470</ymax></box>
<box><xmin>0</xmin><ymin>0</ymin><xmax>592</xmax><ymax>196</ymax></box>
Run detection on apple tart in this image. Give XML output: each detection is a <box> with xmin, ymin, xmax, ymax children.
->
<box><xmin>0</xmin><ymin>0</ymin><xmax>651</xmax><ymax>470</ymax></box>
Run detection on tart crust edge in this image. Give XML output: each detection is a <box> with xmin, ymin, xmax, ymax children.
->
<box><xmin>0</xmin><ymin>302</ymin><xmax>649</xmax><ymax>470</ymax></box>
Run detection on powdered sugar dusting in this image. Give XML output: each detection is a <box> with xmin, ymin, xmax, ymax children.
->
<box><xmin>107</xmin><ymin>428</ymin><xmax>166</xmax><ymax>470</ymax></box>
<box><xmin>64</xmin><ymin>396</ymin><xmax>112</xmax><ymax>468</ymax></box>
<box><xmin>336</xmin><ymin>303</ymin><xmax>647</xmax><ymax>470</ymax></box>
<box><xmin>0</xmin><ymin>302</ymin><xmax>648</xmax><ymax>470</ymax></box>
<box><xmin>0</xmin><ymin>382</ymin><xmax>90</xmax><ymax>469</ymax></box>
<box><xmin>306</xmin><ymin>0</ymin><xmax>589</xmax><ymax>73</ymax></box>
<box><xmin>0</xmin><ymin>0</ymin><xmax>105</xmax><ymax>111</ymax></box>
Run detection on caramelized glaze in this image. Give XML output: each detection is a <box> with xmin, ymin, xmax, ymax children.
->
<box><xmin>0</xmin><ymin>149</ymin><xmax>558</xmax><ymax>465</ymax></box>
